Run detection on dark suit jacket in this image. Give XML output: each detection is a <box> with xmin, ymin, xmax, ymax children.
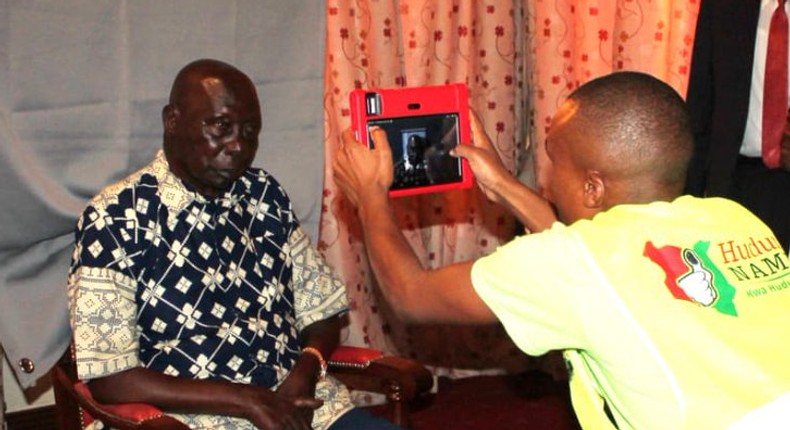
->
<box><xmin>685</xmin><ymin>0</ymin><xmax>761</xmax><ymax>196</ymax></box>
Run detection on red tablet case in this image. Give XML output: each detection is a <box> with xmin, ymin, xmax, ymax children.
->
<box><xmin>349</xmin><ymin>83</ymin><xmax>474</xmax><ymax>197</ymax></box>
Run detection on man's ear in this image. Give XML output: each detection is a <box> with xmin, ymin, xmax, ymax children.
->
<box><xmin>162</xmin><ymin>105</ymin><xmax>178</xmax><ymax>134</ymax></box>
<box><xmin>583</xmin><ymin>170</ymin><xmax>605</xmax><ymax>208</ymax></box>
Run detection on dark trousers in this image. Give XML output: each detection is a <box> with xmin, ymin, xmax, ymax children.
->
<box><xmin>328</xmin><ymin>408</ymin><xmax>405</xmax><ymax>430</ymax></box>
<box><xmin>732</xmin><ymin>156</ymin><xmax>790</xmax><ymax>252</ymax></box>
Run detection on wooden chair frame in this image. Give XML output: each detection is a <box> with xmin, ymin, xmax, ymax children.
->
<box><xmin>52</xmin><ymin>345</ymin><xmax>433</xmax><ymax>430</ymax></box>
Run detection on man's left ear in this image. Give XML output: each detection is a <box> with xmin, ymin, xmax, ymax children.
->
<box><xmin>162</xmin><ymin>104</ymin><xmax>178</xmax><ymax>134</ymax></box>
<box><xmin>583</xmin><ymin>171</ymin><xmax>605</xmax><ymax>208</ymax></box>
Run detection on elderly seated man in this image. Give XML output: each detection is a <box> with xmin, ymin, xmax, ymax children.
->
<box><xmin>68</xmin><ymin>58</ymin><xmax>402</xmax><ymax>430</ymax></box>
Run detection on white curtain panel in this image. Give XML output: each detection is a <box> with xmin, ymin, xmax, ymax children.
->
<box><xmin>0</xmin><ymin>0</ymin><xmax>325</xmax><ymax>388</ymax></box>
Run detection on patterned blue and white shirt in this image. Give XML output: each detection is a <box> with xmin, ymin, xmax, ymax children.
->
<box><xmin>68</xmin><ymin>151</ymin><xmax>352</xmax><ymax>429</ymax></box>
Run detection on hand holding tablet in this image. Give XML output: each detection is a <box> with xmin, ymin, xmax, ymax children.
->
<box><xmin>349</xmin><ymin>83</ymin><xmax>474</xmax><ymax>197</ymax></box>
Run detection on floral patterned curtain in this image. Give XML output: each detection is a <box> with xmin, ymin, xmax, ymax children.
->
<box><xmin>526</xmin><ymin>0</ymin><xmax>700</xmax><ymax>184</ymax></box>
<box><xmin>319</xmin><ymin>0</ymin><xmax>532</xmax><ymax>382</ymax></box>
<box><xmin>319</xmin><ymin>0</ymin><xmax>701</xmax><ymax>386</ymax></box>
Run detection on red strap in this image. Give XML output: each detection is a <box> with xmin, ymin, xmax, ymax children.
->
<box><xmin>763</xmin><ymin>0</ymin><xmax>789</xmax><ymax>168</ymax></box>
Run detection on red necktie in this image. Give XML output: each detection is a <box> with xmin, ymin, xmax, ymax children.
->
<box><xmin>763</xmin><ymin>0</ymin><xmax>789</xmax><ymax>168</ymax></box>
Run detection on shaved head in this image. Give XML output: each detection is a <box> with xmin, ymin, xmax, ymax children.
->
<box><xmin>559</xmin><ymin>72</ymin><xmax>693</xmax><ymax>195</ymax></box>
<box><xmin>543</xmin><ymin>72</ymin><xmax>694</xmax><ymax>222</ymax></box>
<box><xmin>168</xmin><ymin>59</ymin><xmax>257</xmax><ymax>111</ymax></box>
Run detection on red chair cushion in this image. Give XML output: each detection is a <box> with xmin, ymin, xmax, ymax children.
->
<box><xmin>74</xmin><ymin>381</ymin><xmax>166</xmax><ymax>424</ymax></box>
<box><xmin>329</xmin><ymin>345</ymin><xmax>385</xmax><ymax>365</ymax></box>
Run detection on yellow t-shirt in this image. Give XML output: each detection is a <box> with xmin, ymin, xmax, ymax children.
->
<box><xmin>472</xmin><ymin>196</ymin><xmax>790</xmax><ymax>429</ymax></box>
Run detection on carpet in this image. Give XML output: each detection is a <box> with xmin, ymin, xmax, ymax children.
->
<box><xmin>405</xmin><ymin>371</ymin><xmax>582</xmax><ymax>429</ymax></box>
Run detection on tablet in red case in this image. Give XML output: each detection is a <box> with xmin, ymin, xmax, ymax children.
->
<box><xmin>349</xmin><ymin>83</ymin><xmax>474</xmax><ymax>197</ymax></box>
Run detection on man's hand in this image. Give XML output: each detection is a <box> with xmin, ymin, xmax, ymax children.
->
<box><xmin>86</xmin><ymin>367</ymin><xmax>321</xmax><ymax>430</ymax></box>
<box><xmin>453</xmin><ymin>109</ymin><xmax>558</xmax><ymax>232</ymax></box>
<box><xmin>333</xmin><ymin>127</ymin><xmax>394</xmax><ymax>208</ymax></box>
<box><xmin>273</xmin><ymin>354</ymin><xmax>323</xmax><ymax>428</ymax></box>
<box><xmin>451</xmin><ymin>110</ymin><xmax>516</xmax><ymax>205</ymax></box>
<box><xmin>243</xmin><ymin>383</ymin><xmax>322</xmax><ymax>430</ymax></box>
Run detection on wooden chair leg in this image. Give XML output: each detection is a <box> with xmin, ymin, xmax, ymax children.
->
<box><xmin>385</xmin><ymin>379</ymin><xmax>407</xmax><ymax>427</ymax></box>
<box><xmin>52</xmin><ymin>371</ymin><xmax>83</xmax><ymax>429</ymax></box>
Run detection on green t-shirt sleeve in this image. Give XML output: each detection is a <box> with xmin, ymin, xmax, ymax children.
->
<box><xmin>471</xmin><ymin>222</ymin><xmax>594</xmax><ymax>356</ymax></box>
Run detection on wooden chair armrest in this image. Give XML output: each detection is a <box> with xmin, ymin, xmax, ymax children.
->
<box><xmin>328</xmin><ymin>346</ymin><xmax>433</xmax><ymax>402</ymax></box>
<box><xmin>51</xmin><ymin>363</ymin><xmax>189</xmax><ymax>430</ymax></box>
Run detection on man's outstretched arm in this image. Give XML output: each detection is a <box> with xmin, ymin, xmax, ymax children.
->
<box><xmin>333</xmin><ymin>127</ymin><xmax>497</xmax><ymax>325</ymax></box>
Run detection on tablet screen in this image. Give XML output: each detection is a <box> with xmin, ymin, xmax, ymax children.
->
<box><xmin>367</xmin><ymin>113</ymin><xmax>462</xmax><ymax>191</ymax></box>
<box><xmin>350</xmin><ymin>83</ymin><xmax>473</xmax><ymax>197</ymax></box>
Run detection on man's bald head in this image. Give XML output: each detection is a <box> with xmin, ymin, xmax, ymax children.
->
<box><xmin>542</xmin><ymin>72</ymin><xmax>694</xmax><ymax>223</ymax></box>
<box><xmin>168</xmin><ymin>59</ymin><xmax>257</xmax><ymax>111</ymax></box>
